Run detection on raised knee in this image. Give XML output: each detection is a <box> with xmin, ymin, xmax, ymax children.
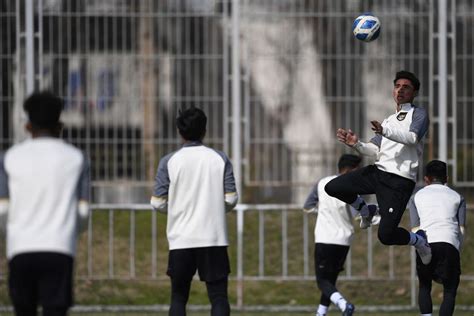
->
<box><xmin>377</xmin><ymin>230</ymin><xmax>394</xmax><ymax>245</ymax></box>
<box><xmin>324</xmin><ymin>181</ymin><xmax>337</xmax><ymax>197</ymax></box>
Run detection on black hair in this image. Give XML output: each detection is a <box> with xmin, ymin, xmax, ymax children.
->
<box><xmin>176</xmin><ymin>107</ymin><xmax>207</xmax><ymax>141</ymax></box>
<box><xmin>338</xmin><ymin>154</ymin><xmax>362</xmax><ymax>171</ymax></box>
<box><xmin>424</xmin><ymin>160</ymin><xmax>447</xmax><ymax>183</ymax></box>
<box><xmin>23</xmin><ymin>91</ymin><xmax>64</xmax><ymax>130</ymax></box>
<box><xmin>393</xmin><ymin>70</ymin><xmax>420</xmax><ymax>91</ymax></box>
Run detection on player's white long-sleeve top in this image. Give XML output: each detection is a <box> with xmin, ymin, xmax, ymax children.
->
<box><xmin>355</xmin><ymin>103</ymin><xmax>429</xmax><ymax>181</ymax></box>
<box><xmin>0</xmin><ymin>138</ymin><xmax>90</xmax><ymax>260</ymax></box>
<box><xmin>151</xmin><ymin>141</ymin><xmax>238</xmax><ymax>250</ymax></box>
<box><xmin>303</xmin><ymin>175</ymin><xmax>354</xmax><ymax>246</ymax></box>
<box><xmin>408</xmin><ymin>183</ymin><xmax>466</xmax><ymax>251</ymax></box>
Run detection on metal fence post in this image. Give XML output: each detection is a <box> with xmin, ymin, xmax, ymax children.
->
<box><xmin>232</xmin><ymin>0</ymin><xmax>242</xmax><ymax>195</ymax></box>
<box><xmin>437</xmin><ymin>0</ymin><xmax>448</xmax><ymax>162</ymax></box>
<box><xmin>25</xmin><ymin>0</ymin><xmax>35</xmax><ymax>95</ymax></box>
<box><xmin>236</xmin><ymin>205</ymin><xmax>244</xmax><ymax>309</ymax></box>
<box><xmin>410</xmin><ymin>247</ymin><xmax>417</xmax><ymax>307</ymax></box>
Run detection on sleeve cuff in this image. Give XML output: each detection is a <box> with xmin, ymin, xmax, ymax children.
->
<box><xmin>151</xmin><ymin>196</ymin><xmax>168</xmax><ymax>214</ymax></box>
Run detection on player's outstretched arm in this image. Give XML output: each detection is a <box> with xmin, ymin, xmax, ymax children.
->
<box><xmin>336</xmin><ymin>128</ymin><xmax>359</xmax><ymax>146</ymax></box>
<box><xmin>337</xmin><ymin>128</ymin><xmax>378</xmax><ymax>157</ymax></box>
<box><xmin>373</xmin><ymin>119</ymin><xmax>418</xmax><ymax>145</ymax></box>
<box><xmin>372</xmin><ymin>106</ymin><xmax>429</xmax><ymax>146</ymax></box>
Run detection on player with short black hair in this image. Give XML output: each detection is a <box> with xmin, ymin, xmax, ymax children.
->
<box><xmin>337</xmin><ymin>154</ymin><xmax>362</xmax><ymax>171</ymax></box>
<box><xmin>151</xmin><ymin>106</ymin><xmax>238</xmax><ymax>316</ymax></box>
<box><xmin>423</xmin><ymin>159</ymin><xmax>448</xmax><ymax>183</ymax></box>
<box><xmin>325</xmin><ymin>70</ymin><xmax>432</xmax><ymax>264</ymax></box>
<box><xmin>304</xmin><ymin>154</ymin><xmax>378</xmax><ymax>316</ymax></box>
<box><xmin>0</xmin><ymin>91</ymin><xmax>90</xmax><ymax>316</ymax></box>
<box><xmin>23</xmin><ymin>91</ymin><xmax>64</xmax><ymax>130</ymax></box>
<box><xmin>394</xmin><ymin>70</ymin><xmax>420</xmax><ymax>91</ymax></box>
<box><xmin>175</xmin><ymin>107</ymin><xmax>207</xmax><ymax>141</ymax></box>
<box><xmin>408</xmin><ymin>160</ymin><xmax>466</xmax><ymax>316</ymax></box>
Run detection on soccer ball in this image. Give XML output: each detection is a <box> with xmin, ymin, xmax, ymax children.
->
<box><xmin>352</xmin><ymin>13</ymin><xmax>381</xmax><ymax>42</ymax></box>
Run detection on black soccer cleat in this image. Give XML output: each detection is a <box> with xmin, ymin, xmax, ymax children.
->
<box><xmin>360</xmin><ymin>204</ymin><xmax>378</xmax><ymax>229</ymax></box>
<box><xmin>342</xmin><ymin>303</ymin><xmax>355</xmax><ymax>316</ymax></box>
<box><xmin>415</xmin><ymin>229</ymin><xmax>432</xmax><ymax>265</ymax></box>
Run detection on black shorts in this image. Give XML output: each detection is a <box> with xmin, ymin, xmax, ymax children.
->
<box><xmin>417</xmin><ymin>242</ymin><xmax>460</xmax><ymax>284</ymax></box>
<box><xmin>314</xmin><ymin>243</ymin><xmax>350</xmax><ymax>278</ymax></box>
<box><xmin>9</xmin><ymin>252</ymin><xmax>74</xmax><ymax>309</ymax></box>
<box><xmin>167</xmin><ymin>246</ymin><xmax>230</xmax><ymax>282</ymax></box>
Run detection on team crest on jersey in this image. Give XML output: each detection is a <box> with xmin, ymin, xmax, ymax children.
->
<box><xmin>397</xmin><ymin>112</ymin><xmax>408</xmax><ymax>121</ymax></box>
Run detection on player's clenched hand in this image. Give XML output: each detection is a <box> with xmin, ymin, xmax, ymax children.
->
<box><xmin>370</xmin><ymin>120</ymin><xmax>383</xmax><ymax>134</ymax></box>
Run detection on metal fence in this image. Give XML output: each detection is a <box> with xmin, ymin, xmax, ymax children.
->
<box><xmin>2</xmin><ymin>204</ymin><xmax>471</xmax><ymax>312</ymax></box>
<box><xmin>1</xmin><ymin>0</ymin><xmax>474</xmax><ymax>205</ymax></box>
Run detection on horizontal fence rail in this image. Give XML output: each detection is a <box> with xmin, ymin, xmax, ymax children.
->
<box><xmin>75</xmin><ymin>204</ymin><xmax>418</xmax><ymax>282</ymax></box>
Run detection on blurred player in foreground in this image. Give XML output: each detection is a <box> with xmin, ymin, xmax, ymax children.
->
<box><xmin>151</xmin><ymin>107</ymin><xmax>238</xmax><ymax>316</ymax></box>
<box><xmin>0</xmin><ymin>92</ymin><xmax>90</xmax><ymax>316</ymax></box>
<box><xmin>325</xmin><ymin>71</ymin><xmax>432</xmax><ymax>264</ymax></box>
<box><xmin>408</xmin><ymin>160</ymin><xmax>466</xmax><ymax>316</ymax></box>
<box><xmin>304</xmin><ymin>154</ymin><xmax>379</xmax><ymax>316</ymax></box>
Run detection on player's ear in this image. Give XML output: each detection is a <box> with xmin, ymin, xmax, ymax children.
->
<box><xmin>423</xmin><ymin>176</ymin><xmax>430</xmax><ymax>185</ymax></box>
<box><xmin>200</xmin><ymin>129</ymin><xmax>207</xmax><ymax>141</ymax></box>
<box><xmin>25</xmin><ymin>122</ymin><xmax>33</xmax><ymax>133</ymax></box>
<box><xmin>57</xmin><ymin>121</ymin><xmax>64</xmax><ymax>133</ymax></box>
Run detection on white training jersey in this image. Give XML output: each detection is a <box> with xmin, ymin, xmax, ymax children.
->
<box><xmin>303</xmin><ymin>175</ymin><xmax>354</xmax><ymax>246</ymax></box>
<box><xmin>152</xmin><ymin>142</ymin><xmax>237</xmax><ymax>250</ymax></box>
<box><xmin>370</xmin><ymin>103</ymin><xmax>429</xmax><ymax>181</ymax></box>
<box><xmin>408</xmin><ymin>184</ymin><xmax>466</xmax><ymax>251</ymax></box>
<box><xmin>0</xmin><ymin>137</ymin><xmax>90</xmax><ymax>259</ymax></box>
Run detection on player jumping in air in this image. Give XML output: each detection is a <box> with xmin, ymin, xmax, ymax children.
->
<box><xmin>324</xmin><ymin>70</ymin><xmax>432</xmax><ymax>264</ymax></box>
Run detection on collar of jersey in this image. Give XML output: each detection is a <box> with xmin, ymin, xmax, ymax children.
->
<box><xmin>28</xmin><ymin>136</ymin><xmax>62</xmax><ymax>142</ymax></box>
<box><xmin>182</xmin><ymin>141</ymin><xmax>203</xmax><ymax>147</ymax></box>
<box><xmin>398</xmin><ymin>103</ymin><xmax>413</xmax><ymax>112</ymax></box>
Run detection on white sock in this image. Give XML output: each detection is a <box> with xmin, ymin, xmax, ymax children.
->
<box><xmin>330</xmin><ymin>292</ymin><xmax>347</xmax><ymax>312</ymax></box>
<box><xmin>316</xmin><ymin>304</ymin><xmax>329</xmax><ymax>315</ymax></box>
<box><xmin>350</xmin><ymin>196</ymin><xmax>369</xmax><ymax>216</ymax></box>
<box><xmin>409</xmin><ymin>232</ymin><xmax>423</xmax><ymax>246</ymax></box>
<box><xmin>421</xmin><ymin>314</ymin><xmax>432</xmax><ymax>316</ymax></box>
